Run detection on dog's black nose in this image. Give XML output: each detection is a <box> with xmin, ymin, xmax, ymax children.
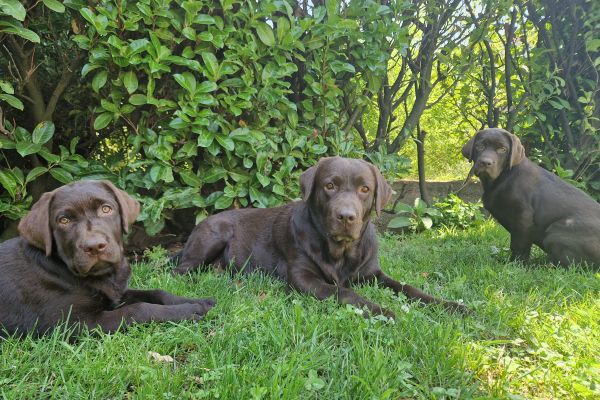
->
<box><xmin>336</xmin><ymin>208</ymin><xmax>357</xmax><ymax>224</ymax></box>
<box><xmin>478</xmin><ymin>158</ymin><xmax>494</xmax><ymax>167</ymax></box>
<box><xmin>82</xmin><ymin>237</ymin><xmax>108</xmax><ymax>254</ymax></box>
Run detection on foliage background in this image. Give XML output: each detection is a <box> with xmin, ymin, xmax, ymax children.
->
<box><xmin>0</xmin><ymin>0</ymin><xmax>598</xmax><ymax>237</ymax></box>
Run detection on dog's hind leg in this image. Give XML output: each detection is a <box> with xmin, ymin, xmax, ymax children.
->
<box><xmin>172</xmin><ymin>217</ymin><xmax>233</xmax><ymax>274</ymax></box>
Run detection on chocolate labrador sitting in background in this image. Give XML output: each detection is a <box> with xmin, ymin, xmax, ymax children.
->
<box><xmin>462</xmin><ymin>128</ymin><xmax>600</xmax><ymax>266</ymax></box>
<box><xmin>175</xmin><ymin>156</ymin><xmax>467</xmax><ymax>317</ymax></box>
<box><xmin>0</xmin><ymin>180</ymin><xmax>215</xmax><ymax>337</ymax></box>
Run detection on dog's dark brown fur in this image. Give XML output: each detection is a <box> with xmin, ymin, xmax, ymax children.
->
<box><xmin>175</xmin><ymin>156</ymin><xmax>467</xmax><ymax>317</ymax></box>
<box><xmin>462</xmin><ymin>128</ymin><xmax>600</xmax><ymax>266</ymax></box>
<box><xmin>0</xmin><ymin>180</ymin><xmax>215</xmax><ymax>337</ymax></box>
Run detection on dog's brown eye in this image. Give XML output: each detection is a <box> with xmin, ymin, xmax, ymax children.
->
<box><xmin>101</xmin><ymin>205</ymin><xmax>112</xmax><ymax>214</ymax></box>
<box><xmin>325</xmin><ymin>183</ymin><xmax>335</xmax><ymax>190</ymax></box>
<box><xmin>476</xmin><ymin>144</ymin><xmax>485</xmax><ymax>152</ymax></box>
<box><xmin>497</xmin><ymin>147</ymin><xmax>507</xmax><ymax>154</ymax></box>
<box><xmin>58</xmin><ymin>217</ymin><xmax>70</xmax><ymax>225</ymax></box>
<box><xmin>360</xmin><ymin>186</ymin><xmax>370</xmax><ymax>193</ymax></box>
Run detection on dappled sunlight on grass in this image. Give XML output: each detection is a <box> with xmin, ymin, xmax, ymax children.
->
<box><xmin>378</xmin><ymin>220</ymin><xmax>600</xmax><ymax>399</ymax></box>
<box><xmin>1</xmin><ymin>220</ymin><xmax>597</xmax><ymax>398</ymax></box>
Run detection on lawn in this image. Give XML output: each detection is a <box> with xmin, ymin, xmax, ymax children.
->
<box><xmin>1</xmin><ymin>220</ymin><xmax>598</xmax><ymax>399</ymax></box>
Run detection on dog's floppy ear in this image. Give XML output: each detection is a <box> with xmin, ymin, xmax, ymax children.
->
<box><xmin>461</xmin><ymin>135</ymin><xmax>476</xmax><ymax>162</ymax></box>
<box><xmin>101</xmin><ymin>180</ymin><xmax>140</xmax><ymax>233</ymax></box>
<box><xmin>505</xmin><ymin>131</ymin><xmax>525</xmax><ymax>169</ymax></box>
<box><xmin>366</xmin><ymin>162</ymin><xmax>392</xmax><ymax>217</ymax></box>
<box><xmin>18</xmin><ymin>191</ymin><xmax>55</xmax><ymax>256</ymax></box>
<box><xmin>300</xmin><ymin>163</ymin><xmax>319</xmax><ymax>202</ymax></box>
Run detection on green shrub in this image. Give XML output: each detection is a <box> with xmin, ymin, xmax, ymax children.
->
<box><xmin>387</xmin><ymin>198</ymin><xmax>441</xmax><ymax>232</ymax></box>
<box><xmin>0</xmin><ymin>0</ymin><xmax>409</xmax><ymax>235</ymax></box>
<box><xmin>433</xmin><ymin>194</ymin><xmax>485</xmax><ymax>229</ymax></box>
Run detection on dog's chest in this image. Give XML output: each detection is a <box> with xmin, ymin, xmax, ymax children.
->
<box><xmin>317</xmin><ymin>251</ymin><xmax>362</xmax><ymax>286</ymax></box>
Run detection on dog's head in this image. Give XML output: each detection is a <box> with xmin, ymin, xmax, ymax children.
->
<box><xmin>300</xmin><ymin>156</ymin><xmax>392</xmax><ymax>243</ymax></box>
<box><xmin>461</xmin><ymin>128</ymin><xmax>525</xmax><ymax>182</ymax></box>
<box><xmin>18</xmin><ymin>180</ymin><xmax>140</xmax><ymax>277</ymax></box>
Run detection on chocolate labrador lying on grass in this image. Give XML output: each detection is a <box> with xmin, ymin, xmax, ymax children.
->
<box><xmin>0</xmin><ymin>180</ymin><xmax>215</xmax><ymax>338</ymax></box>
<box><xmin>175</xmin><ymin>156</ymin><xmax>467</xmax><ymax>317</ymax></box>
<box><xmin>462</xmin><ymin>128</ymin><xmax>600</xmax><ymax>266</ymax></box>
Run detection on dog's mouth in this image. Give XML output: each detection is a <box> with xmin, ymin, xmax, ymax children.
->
<box><xmin>329</xmin><ymin>233</ymin><xmax>359</xmax><ymax>243</ymax></box>
<box><xmin>69</xmin><ymin>258</ymin><xmax>119</xmax><ymax>277</ymax></box>
<box><xmin>474</xmin><ymin>165</ymin><xmax>500</xmax><ymax>181</ymax></box>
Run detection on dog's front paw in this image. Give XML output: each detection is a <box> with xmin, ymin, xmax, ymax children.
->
<box><xmin>179</xmin><ymin>301</ymin><xmax>216</xmax><ymax>321</ymax></box>
<box><xmin>444</xmin><ymin>301</ymin><xmax>471</xmax><ymax>315</ymax></box>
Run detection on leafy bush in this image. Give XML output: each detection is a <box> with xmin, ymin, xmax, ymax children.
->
<box><xmin>387</xmin><ymin>198</ymin><xmax>441</xmax><ymax>232</ymax></box>
<box><xmin>433</xmin><ymin>194</ymin><xmax>485</xmax><ymax>229</ymax></box>
<box><xmin>69</xmin><ymin>0</ymin><xmax>408</xmax><ymax>234</ymax></box>
<box><xmin>387</xmin><ymin>195</ymin><xmax>485</xmax><ymax>233</ymax></box>
<box><xmin>0</xmin><ymin>0</ymin><xmax>410</xmax><ymax>236</ymax></box>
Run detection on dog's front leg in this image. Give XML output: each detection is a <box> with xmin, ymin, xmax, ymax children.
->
<box><xmin>82</xmin><ymin>302</ymin><xmax>215</xmax><ymax>333</ymax></box>
<box><xmin>121</xmin><ymin>289</ymin><xmax>216</xmax><ymax>308</ymax></box>
<box><xmin>288</xmin><ymin>266</ymin><xmax>394</xmax><ymax>318</ymax></box>
<box><xmin>372</xmin><ymin>271</ymin><xmax>469</xmax><ymax>314</ymax></box>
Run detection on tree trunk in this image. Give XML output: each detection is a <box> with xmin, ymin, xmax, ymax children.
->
<box><xmin>415</xmin><ymin>126</ymin><xmax>431</xmax><ymax>205</ymax></box>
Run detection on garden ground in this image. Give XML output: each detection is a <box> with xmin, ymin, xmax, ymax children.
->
<box><xmin>1</xmin><ymin>220</ymin><xmax>598</xmax><ymax>399</ymax></box>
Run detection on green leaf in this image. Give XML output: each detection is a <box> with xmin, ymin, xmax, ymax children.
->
<box><xmin>0</xmin><ymin>0</ymin><xmax>26</xmax><ymax>21</ymax></box>
<box><xmin>0</xmin><ymin>80</ymin><xmax>14</xmax><ymax>94</ymax></box>
<box><xmin>0</xmin><ymin>170</ymin><xmax>17</xmax><ymax>199</ymax></box>
<box><xmin>330</xmin><ymin>60</ymin><xmax>355</xmax><ymax>74</ymax></box>
<box><xmin>49</xmin><ymin>167</ymin><xmax>74</xmax><ymax>184</ymax></box>
<box><xmin>94</xmin><ymin>113</ymin><xmax>113</xmax><ymax>130</ymax></box>
<box><xmin>179</xmin><ymin>169</ymin><xmax>202</xmax><ymax>187</ymax></box>
<box><xmin>203</xmin><ymin>166</ymin><xmax>227</xmax><ymax>183</ymax></box>
<box><xmin>128</xmin><ymin>39</ymin><xmax>149</xmax><ymax>55</ymax></box>
<box><xmin>215</xmin><ymin>135</ymin><xmax>234</xmax><ymax>151</ymax></box>
<box><xmin>42</xmin><ymin>0</ymin><xmax>65</xmax><ymax>13</ymax></box>
<box><xmin>586</xmin><ymin>38</ymin><xmax>600</xmax><ymax>52</ymax></box>
<box><xmin>420</xmin><ymin>216</ymin><xmax>433</xmax><ymax>230</ymax></box>
<box><xmin>256</xmin><ymin>172</ymin><xmax>270</xmax><ymax>187</ymax></box>
<box><xmin>201</xmin><ymin>52</ymin><xmax>219</xmax><ymax>80</ymax></box>
<box><xmin>197</xmin><ymin>81</ymin><xmax>217</xmax><ymax>93</ymax></box>
<box><xmin>0</xmin><ymin>94</ymin><xmax>24</xmax><ymax>110</ymax></box>
<box><xmin>387</xmin><ymin>216</ymin><xmax>411</xmax><ymax>229</ymax></box>
<box><xmin>32</xmin><ymin>121</ymin><xmax>55</xmax><ymax>144</ymax></box>
<box><xmin>194</xmin><ymin>14</ymin><xmax>215</xmax><ymax>25</ymax></box>
<box><xmin>256</xmin><ymin>22</ymin><xmax>275</xmax><ymax>46</ymax></box>
<box><xmin>325</xmin><ymin>0</ymin><xmax>339</xmax><ymax>17</ymax></box>
<box><xmin>214</xmin><ymin>195</ymin><xmax>233</xmax><ymax>210</ymax></box>
<box><xmin>26</xmin><ymin>167</ymin><xmax>48</xmax><ymax>183</ymax></box>
<box><xmin>174</xmin><ymin>72</ymin><xmax>196</xmax><ymax>94</ymax></box>
<box><xmin>16</xmin><ymin>142</ymin><xmax>42</xmax><ymax>157</ymax></box>
<box><xmin>38</xmin><ymin>149</ymin><xmax>60</xmax><ymax>163</ymax></box>
<box><xmin>0</xmin><ymin>135</ymin><xmax>16</xmax><ymax>149</ymax></box>
<box><xmin>129</xmin><ymin>94</ymin><xmax>147</xmax><ymax>105</ymax></box>
<box><xmin>414</xmin><ymin>197</ymin><xmax>427</xmax><ymax>213</ymax></box>
<box><xmin>100</xmin><ymin>99</ymin><xmax>118</xmax><ymax>113</ymax></box>
<box><xmin>394</xmin><ymin>202</ymin><xmax>414</xmax><ymax>213</ymax></box>
<box><xmin>197</xmin><ymin>130</ymin><xmax>213</xmax><ymax>147</ymax></box>
<box><xmin>79</xmin><ymin>7</ymin><xmax>95</xmax><ymax>26</ymax></box>
<box><xmin>0</xmin><ymin>21</ymin><xmax>40</xmax><ymax>42</ymax></box>
<box><xmin>123</xmin><ymin>71</ymin><xmax>138</xmax><ymax>94</ymax></box>
<box><xmin>92</xmin><ymin>70</ymin><xmax>108</xmax><ymax>92</ymax></box>
<box><xmin>149</xmin><ymin>164</ymin><xmax>173</xmax><ymax>183</ymax></box>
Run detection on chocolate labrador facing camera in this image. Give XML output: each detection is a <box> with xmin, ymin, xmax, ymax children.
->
<box><xmin>462</xmin><ymin>128</ymin><xmax>600</xmax><ymax>266</ymax></box>
<box><xmin>175</xmin><ymin>156</ymin><xmax>467</xmax><ymax>317</ymax></box>
<box><xmin>0</xmin><ymin>180</ymin><xmax>215</xmax><ymax>338</ymax></box>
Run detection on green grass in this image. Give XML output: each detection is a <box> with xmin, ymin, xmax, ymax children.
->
<box><xmin>1</xmin><ymin>220</ymin><xmax>598</xmax><ymax>399</ymax></box>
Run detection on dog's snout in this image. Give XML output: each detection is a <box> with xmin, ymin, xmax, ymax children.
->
<box><xmin>477</xmin><ymin>157</ymin><xmax>494</xmax><ymax>167</ymax></box>
<box><xmin>336</xmin><ymin>208</ymin><xmax>357</xmax><ymax>224</ymax></box>
<box><xmin>82</xmin><ymin>236</ymin><xmax>108</xmax><ymax>255</ymax></box>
